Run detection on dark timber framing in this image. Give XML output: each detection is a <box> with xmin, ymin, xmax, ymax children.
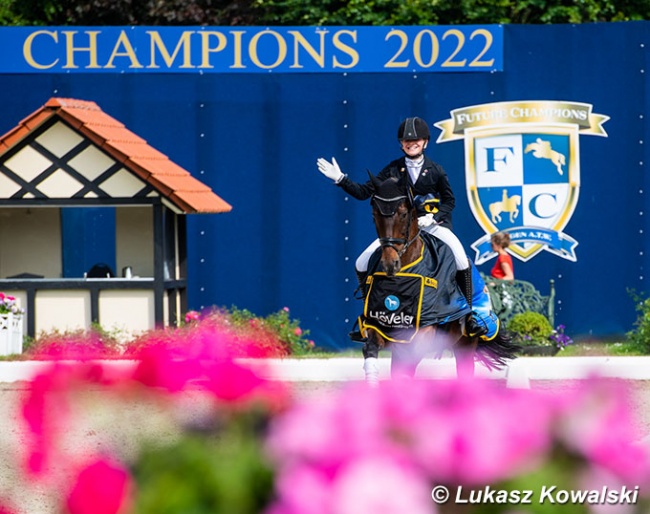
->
<box><xmin>0</xmin><ymin>116</ymin><xmax>189</xmax><ymax>337</ymax></box>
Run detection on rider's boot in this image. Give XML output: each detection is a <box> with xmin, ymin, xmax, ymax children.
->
<box><xmin>349</xmin><ymin>270</ymin><xmax>369</xmax><ymax>342</ymax></box>
<box><xmin>456</xmin><ymin>265</ymin><xmax>488</xmax><ymax>338</ymax></box>
<box><xmin>354</xmin><ymin>269</ymin><xmax>368</xmax><ymax>299</ymax></box>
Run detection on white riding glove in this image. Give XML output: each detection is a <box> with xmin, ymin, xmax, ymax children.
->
<box><xmin>418</xmin><ymin>213</ymin><xmax>436</xmax><ymax>228</ymax></box>
<box><xmin>316</xmin><ymin>157</ymin><xmax>344</xmax><ymax>184</ymax></box>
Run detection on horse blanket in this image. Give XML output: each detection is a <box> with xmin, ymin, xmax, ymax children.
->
<box><xmin>359</xmin><ymin>232</ymin><xmax>470</xmax><ymax>343</ymax></box>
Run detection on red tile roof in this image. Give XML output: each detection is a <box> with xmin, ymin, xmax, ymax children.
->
<box><xmin>0</xmin><ymin>98</ymin><xmax>232</xmax><ymax>214</ymax></box>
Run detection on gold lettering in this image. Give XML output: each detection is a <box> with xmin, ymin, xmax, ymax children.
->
<box><xmin>199</xmin><ymin>31</ymin><xmax>227</xmax><ymax>68</ymax></box>
<box><xmin>147</xmin><ymin>30</ymin><xmax>194</xmax><ymax>69</ymax></box>
<box><xmin>230</xmin><ymin>31</ymin><xmax>246</xmax><ymax>69</ymax></box>
<box><xmin>62</xmin><ymin>30</ymin><xmax>101</xmax><ymax>69</ymax></box>
<box><xmin>332</xmin><ymin>30</ymin><xmax>359</xmax><ymax>69</ymax></box>
<box><xmin>105</xmin><ymin>31</ymin><xmax>143</xmax><ymax>69</ymax></box>
<box><xmin>288</xmin><ymin>30</ymin><xmax>325</xmax><ymax>69</ymax></box>
<box><xmin>23</xmin><ymin>30</ymin><xmax>59</xmax><ymax>69</ymax></box>
<box><xmin>249</xmin><ymin>30</ymin><xmax>286</xmax><ymax>69</ymax></box>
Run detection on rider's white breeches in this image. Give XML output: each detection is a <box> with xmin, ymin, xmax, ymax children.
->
<box><xmin>355</xmin><ymin>224</ymin><xmax>470</xmax><ymax>272</ymax></box>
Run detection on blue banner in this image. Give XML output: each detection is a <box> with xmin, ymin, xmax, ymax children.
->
<box><xmin>0</xmin><ymin>25</ymin><xmax>503</xmax><ymax>74</ymax></box>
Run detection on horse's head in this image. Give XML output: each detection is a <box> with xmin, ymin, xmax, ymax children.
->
<box><xmin>368</xmin><ymin>172</ymin><xmax>419</xmax><ymax>276</ymax></box>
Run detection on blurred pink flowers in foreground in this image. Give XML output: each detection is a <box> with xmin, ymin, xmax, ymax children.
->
<box><xmin>10</xmin><ymin>327</ymin><xmax>650</xmax><ymax>514</ymax></box>
<box><xmin>66</xmin><ymin>458</ymin><xmax>131</xmax><ymax>514</ymax></box>
<box><xmin>266</xmin><ymin>378</ymin><xmax>650</xmax><ymax>514</ymax></box>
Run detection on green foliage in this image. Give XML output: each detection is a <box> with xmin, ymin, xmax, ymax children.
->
<box><xmin>4</xmin><ymin>0</ymin><xmax>258</xmax><ymax>25</ymax></box>
<box><xmin>131</xmin><ymin>412</ymin><xmax>274</xmax><ymax>514</ymax></box>
<box><xmin>252</xmin><ymin>0</ymin><xmax>650</xmax><ymax>25</ymax></box>
<box><xmin>227</xmin><ymin>306</ymin><xmax>314</xmax><ymax>355</ymax></box>
<box><xmin>4</xmin><ymin>0</ymin><xmax>650</xmax><ymax>25</ymax></box>
<box><xmin>507</xmin><ymin>311</ymin><xmax>553</xmax><ymax>346</ymax></box>
<box><xmin>625</xmin><ymin>291</ymin><xmax>650</xmax><ymax>354</ymax></box>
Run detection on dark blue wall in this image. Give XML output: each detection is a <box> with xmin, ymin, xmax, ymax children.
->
<box><xmin>0</xmin><ymin>22</ymin><xmax>647</xmax><ymax>347</ymax></box>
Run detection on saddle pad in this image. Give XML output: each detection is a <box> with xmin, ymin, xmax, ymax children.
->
<box><xmin>361</xmin><ymin>272</ymin><xmax>436</xmax><ymax>343</ymax></box>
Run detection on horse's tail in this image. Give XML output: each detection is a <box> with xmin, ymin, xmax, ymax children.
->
<box><xmin>474</xmin><ymin>328</ymin><xmax>521</xmax><ymax>371</ymax></box>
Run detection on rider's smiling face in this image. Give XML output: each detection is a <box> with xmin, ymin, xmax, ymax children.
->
<box><xmin>401</xmin><ymin>138</ymin><xmax>427</xmax><ymax>157</ymax></box>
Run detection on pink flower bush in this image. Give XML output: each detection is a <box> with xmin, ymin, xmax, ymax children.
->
<box><xmin>266</xmin><ymin>378</ymin><xmax>650</xmax><ymax>513</ymax></box>
<box><xmin>66</xmin><ymin>457</ymin><xmax>131</xmax><ymax>514</ymax></box>
<box><xmin>9</xmin><ymin>322</ymin><xmax>650</xmax><ymax>514</ymax></box>
<box><xmin>0</xmin><ymin>292</ymin><xmax>23</xmax><ymax>315</ymax></box>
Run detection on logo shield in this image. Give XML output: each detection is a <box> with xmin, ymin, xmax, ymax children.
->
<box><xmin>467</xmin><ymin>126</ymin><xmax>578</xmax><ymax>262</ymax></box>
<box><xmin>435</xmin><ymin>101</ymin><xmax>609</xmax><ymax>264</ymax></box>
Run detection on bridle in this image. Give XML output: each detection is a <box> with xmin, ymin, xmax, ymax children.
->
<box><xmin>371</xmin><ymin>192</ymin><xmax>421</xmax><ymax>258</ymax></box>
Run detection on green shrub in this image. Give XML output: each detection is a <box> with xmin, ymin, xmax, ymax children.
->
<box><xmin>507</xmin><ymin>311</ymin><xmax>553</xmax><ymax>346</ymax></box>
<box><xmin>225</xmin><ymin>306</ymin><xmax>314</xmax><ymax>355</ymax></box>
<box><xmin>625</xmin><ymin>292</ymin><xmax>650</xmax><ymax>354</ymax></box>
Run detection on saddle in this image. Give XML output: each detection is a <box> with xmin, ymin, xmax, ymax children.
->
<box><xmin>358</xmin><ymin>233</ymin><xmax>470</xmax><ymax>343</ymax></box>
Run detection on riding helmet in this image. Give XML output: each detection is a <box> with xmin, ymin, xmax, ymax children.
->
<box><xmin>397</xmin><ymin>117</ymin><xmax>430</xmax><ymax>141</ymax></box>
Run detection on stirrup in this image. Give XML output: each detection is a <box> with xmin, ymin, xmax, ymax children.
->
<box><xmin>348</xmin><ymin>330</ymin><xmax>368</xmax><ymax>343</ymax></box>
<box><xmin>348</xmin><ymin>318</ymin><xmax>368</xmax><ymax>343</ymax></box>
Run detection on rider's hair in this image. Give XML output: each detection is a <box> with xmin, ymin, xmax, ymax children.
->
<box><xmin>491</xmin><ymin>231</ymin><xmax>511</xmax><ymax>248</ymax></box>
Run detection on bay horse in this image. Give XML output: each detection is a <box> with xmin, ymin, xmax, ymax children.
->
<box><xmin>358</xmin><ymin>173</ymin><xmax>517</xmax><ymax>383</ymax></box>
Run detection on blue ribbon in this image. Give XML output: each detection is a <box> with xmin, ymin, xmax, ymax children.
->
<box><xmin>471</xmin><ymin>226</ymin><xmax>578</xmax><ymax>264</ymax></box>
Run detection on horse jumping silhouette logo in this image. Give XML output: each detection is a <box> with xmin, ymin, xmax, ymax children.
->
<box><xmin>524</xmin><ymin>138</ymin><xmax>566</xmax><ymax>175</ymax></box>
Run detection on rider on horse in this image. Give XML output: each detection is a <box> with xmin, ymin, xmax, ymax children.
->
<box><xmin>317</xmin><ymin>116</ymin><xmax>488</xmax><ymax>341</ymax></box>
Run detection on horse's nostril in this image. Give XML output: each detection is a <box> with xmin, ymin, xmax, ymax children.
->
<box><xmin>384</xmin><ymin>259</ymin><xmax>400</xmax><ymax>276</ymax></box>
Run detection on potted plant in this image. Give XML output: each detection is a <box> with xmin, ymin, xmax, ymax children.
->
<box><xmin>0</xmin><ymin>292</ymin><xmax>24</xmax><ymax>355</ymax></box>
<box><xmin>507</xmin><ymin>311</ymin><xmax>572</xmax><ymax>356</ymax></box>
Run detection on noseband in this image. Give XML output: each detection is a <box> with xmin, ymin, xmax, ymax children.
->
<box><xmin>371</xmin><ymin>193</ymin><xmax>421</xmax><ymax>258</ymax></box>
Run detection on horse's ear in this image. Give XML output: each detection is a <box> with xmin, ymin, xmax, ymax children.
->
<box><xmin>367</xmin><ymin>170</ymin><xmax>381</xmax><ymax>192</ymax></box>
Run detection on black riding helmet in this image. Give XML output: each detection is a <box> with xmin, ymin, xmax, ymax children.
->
<box><xmin>397</xmin><ymin>117</ymin><xmax>430</xmax><ymax>141</ymax></box>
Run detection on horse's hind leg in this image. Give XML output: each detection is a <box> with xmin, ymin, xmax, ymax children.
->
<box><xmin>390</xmin><ymin>344</ymin><xmax>419</xmax><ymax>379</ymax></box>
<box><xmin>390</xmin><ymin>328</ymin><xmax>433</xmax><ymax>379</ymax></box>
<box><xmin>454</xmin><ymin>336</ymin><xmax>478</xmax><ymax>380</ymax></box>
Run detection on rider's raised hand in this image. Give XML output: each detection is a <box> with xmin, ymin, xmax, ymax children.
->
<box><xmin>316</xmin><ymin>157</ymin><xmax>344</xmax><ymax>183</ymax></box>
<box><xmin>417</xmin><ymin>213</ymin><xmax>436</xmax><ymax>228</ymax></box>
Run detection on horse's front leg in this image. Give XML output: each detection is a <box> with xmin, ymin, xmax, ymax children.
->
<box><xmin>362</xmin><ymin>334</ymin><xmax>383</xmax><ymax>385</ymax></box>
<box><xmin>454</xmin><ymin>336</ymin><xmax>478</xmax><ymax>380</ymax></box>
<box><xmin>510</xmin><ymin>209</ymin><xmax>519</xmax><ymax>223</ymax></box>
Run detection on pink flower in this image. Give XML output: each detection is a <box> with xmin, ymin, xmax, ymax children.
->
<box><xmin>283</xmin><ymin>307</ymin><xmax>290</xmax><ymax>312</ymax></box>
<box><xmin>267</xmin><ymin>466</ymin><xmax>331</xmax><ymax>514</ymax></box>
<box><xmin>21</xmin><ymin>365</ymin><xmax>74</xmax><ymax>476</ymax></box>
<box><xmin>268</xmin><ymin>379</ymin><xmax>557</xmax><ymax>492</ymax></box>
<box><xmin>131</xmin><ymin>344</ymin><xmax>204</xmax><ymax>393</ymax></box>
<box><xmin>131</xmin><ymin>334</ymin><xmax>289</xmax><ymax>407</ymax></box>
<box><xmin>331</xmin><ymin>458</ymin><xmax>434</xmax><ymax>514</ymax></box>
<box><xmin>556</xmin><ymin>379</ymin><xmax>650</xmax><ymax>484</ymax></box>
<box><xmin>20</xmin><ymin>363</ymin><xmax>126</xmax><ymax>477</ymax></box>
<box><xmin>294</xmin><ymin>327</ymin><xmax>302</xmax><ymax>336</ymax></box>
<box><xmin>66</xmin><ymin>457</ymin><xmax>131</xmax><ymax>514</ymax></box>
<box><xmin>184</xmin><ymin>310</ymin><xmax>200</xmax><ymax>323</ymax></box>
